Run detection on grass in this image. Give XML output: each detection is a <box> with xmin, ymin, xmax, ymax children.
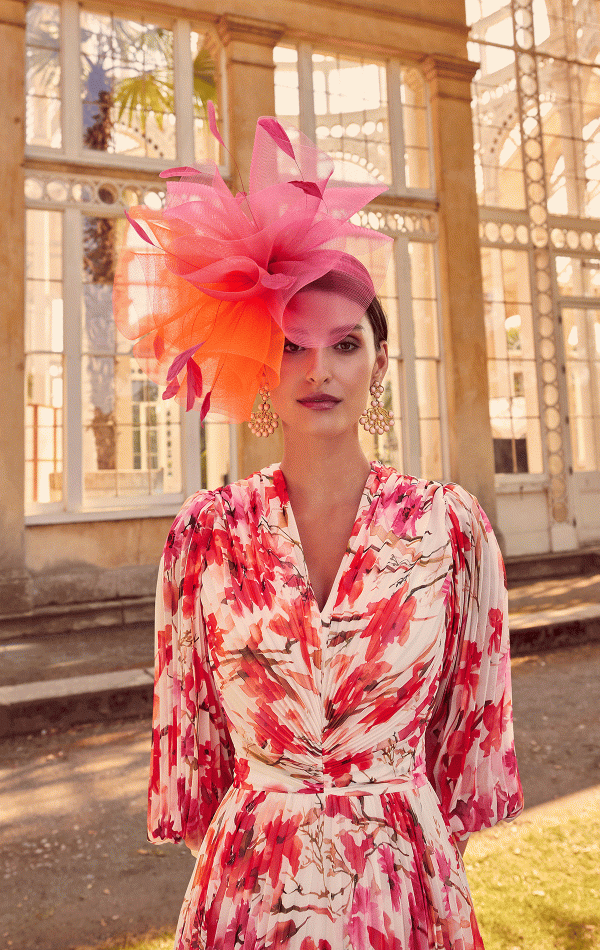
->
<box><xmin>74</xmin><ymin>791</ymin><xmax>600</xmax><ymax>950</ymax></box>
<box><xmin>466</xmin><ymin>791</ymin><xmax>600</xmax><ymax>950</ymax></box>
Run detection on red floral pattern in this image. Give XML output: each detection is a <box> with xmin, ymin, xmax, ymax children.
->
<box><xmin>149</xmin><ymin>461</ymin><xmax>523</xmax><ymax>949</ymax></box>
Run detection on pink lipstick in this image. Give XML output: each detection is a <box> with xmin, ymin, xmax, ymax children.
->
<box><xmin>297</xmin><ymin>393</ymin><xmax>341</xmax><ymax>410</ymax></box>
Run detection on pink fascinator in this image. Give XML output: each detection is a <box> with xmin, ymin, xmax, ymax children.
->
<box><xmin>113</xmin><ymin>106</ymin><xmax>393</xmax><ymax>421</ymax></box>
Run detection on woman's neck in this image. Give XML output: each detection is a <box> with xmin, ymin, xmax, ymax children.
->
<box><xmin>279</xmin><ymin>432</ymin><xmax>371</xmax><ymax>511</ymax></box>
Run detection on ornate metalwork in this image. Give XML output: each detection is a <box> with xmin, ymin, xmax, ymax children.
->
<box><xmin>24</xmin><ymin>170</ymin><xmax>166</xmax><ymax>211</ymax></box>
<box><xmin>512</xmin><ymin>0</ymin><xmax>570</xmax><ymax>525</ymax></box>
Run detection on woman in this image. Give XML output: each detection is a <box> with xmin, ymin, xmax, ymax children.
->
<box><xmin>114</xmin><ymin>113</ymin><xmax>523</xmax><ymax>950</ymax></box>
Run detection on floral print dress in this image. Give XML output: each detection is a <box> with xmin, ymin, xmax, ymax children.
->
<box><xmin>149</xmin><ymin>460</ymin><xmax>523</xmax><ymax>950</ymax></box>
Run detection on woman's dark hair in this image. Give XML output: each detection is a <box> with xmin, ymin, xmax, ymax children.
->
<box><xmin>365</xmin><ymin>295</ymin><xmax>388</xmax><ymax>349</ymax></box>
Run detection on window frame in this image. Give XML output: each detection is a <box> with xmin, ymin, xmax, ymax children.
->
<box><xmin>290</xmin><ymin>42</ymin><xmax>436</xmax><ymax>202</ymax></box>
<box><xmin>277</xmin><ymin>43</ymin><xmax>446</xmax><ymax>479</ymax></box>
<box><xmin>24</xmin><ymin>0</ymin><xmax>235</xmax><ymax>523</ymax></box>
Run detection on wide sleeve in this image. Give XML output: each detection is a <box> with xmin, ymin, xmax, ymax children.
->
<box><xmin>147</xmin><ymin>491</ymin><xmax>235</xmax><ymax>852</ymax></box>
<box><xmin>425</xmin><ymin>484</ymin><xmax>524</xmax><ymax>843</ymax></box>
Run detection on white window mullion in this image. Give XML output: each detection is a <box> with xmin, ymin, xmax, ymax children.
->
<box><xmin>387</xmin><ymin>61</ymin><xmax>407</xmax><ymax>194</ymax></box>
<box><xmin>183</xmin><ymin>412</ymin><xmax>201</xmax><ymax>495</ymax></box>
<box><xmin>173</xmin><ymin>20</ymin><xmax>194</xmax><ymax>165</ymax></box>
<box><xmin>432</xmin><ymin>241</ymin><xmax>449</xmax><ymax>479</ymax></box>
<box><xmin>228</xmin><ymin>423</ymin><xmax>239</xmax><ymax>484</ymax></box>
<box><xmin>63</xmin><ymin>207</ymin><xmax>83</xmax><ymax>510</ymax></box>
<box><xmin>62</xmin><ymin>0</ymin><xmax>82</xmax><ymax>161</ymax></box>
<box><xmin>425</xmin><ymin>79</ymin><xmax>436</xmax><ymax>194</ymax></box>
<box><xmin>297</xmin><ymin>42</ymin><xmax>316</xmax><ymax>141</ymax></box>
<box><xmin>395</xmin><ymin>238</ymin><xmax>421</xmax><ymax>475</ymax></box>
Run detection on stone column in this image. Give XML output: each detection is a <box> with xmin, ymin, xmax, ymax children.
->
<box><xmin>424</xmin><ymin>54</ymin><xmax>498</xmax><ymax>525</ymax></box>
<box><xmin>216</xmin><ymin>14</ymin><xmax>285</xmax><ymax>479</ymax></box>
<box><xmin>0</xmin><ymin>0</ymin><xmax>29</xmax><ymax>611</ymax></box>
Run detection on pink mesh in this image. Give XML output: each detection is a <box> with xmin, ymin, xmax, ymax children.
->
<box><xmin>113</xmin><ymin>115</ymin><xmax>393</xmax><ymax>421</ymax></box>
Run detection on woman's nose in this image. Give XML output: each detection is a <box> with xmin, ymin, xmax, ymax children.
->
<box><xmin>305</xmin><ymin>347</ymin><xmax>332</xmax><ymax>383</ymax></box>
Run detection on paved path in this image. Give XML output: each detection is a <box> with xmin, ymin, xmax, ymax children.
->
<box><xmin>1</xmin><ymin>640</ymin><xmax>599</xmax><ymax>950</ymax></box>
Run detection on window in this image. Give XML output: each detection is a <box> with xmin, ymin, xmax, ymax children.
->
<box><xmin>25</xmin><ymin>209</ymin><xmax>63</xmax><ymax>505</ymax></box>
<box><xmin>562</xmin><ymin>307</ymin><xmax>600</xmax><ymax>471</ymax></box>
<box><xmin>481</xmin><ymin>246</ymin><xmax>543</xmax><ymax>474</ymax></box>
<box><xmin>275</xmin><ymin>47</ymin><xmax>442</xmax><ymax>478</ymax></box>
<box><xmin>26</xmin><ymin>2</ymin><xmax>61</xmax><ymax>149</ymax></box>
<box><xmin>25</xmin><ymin>1</ymin><xmax>228</xmax><ymax>517</ymax></box>
<box><xmin>470</xmin><ymin>0</ymin><xmax>600</xmax><ymax>492</ymax></box>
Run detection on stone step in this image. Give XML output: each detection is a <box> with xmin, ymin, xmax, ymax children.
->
<box><xmin>0</xmin><ymin>595</ymin><xmax>154</xmax><ymax>641</ymax></box>
<box><xmin>505</xmin><ymin>548</ymin><xmax>600</xmax><ymax>584</ymax></box>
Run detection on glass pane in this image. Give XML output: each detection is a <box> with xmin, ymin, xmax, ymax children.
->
<box><xmin>415</xmin><ymin>359</ymin><xmax>439</xmax><ymax>422</ymax></box>
<box><xmin>411</xmin><ymin>300</ymin><xmax>438</xmax><ymax>359</ymax></box>
<box><xmin>191</xmin><ymin>31</ymin><xmax>219</xmax><ymax>164</ymax></box>
<box><xmin>80</xmin><ymin>12</ymin><xmax>175</xmax><ymax>160</ymax></box>
<box><xmin>471</xmin><ymin>52</ymin><xmax>526</xmax><ymax>210</ymax></box>
<box><xmin>566</xmin><ymin>361</ymin><xmax>593</xmax><ymax>417</ymax></box>
<box><xmin>81</xmin><ymin>214</ymin><xmax>183</xmax><ymax>501</ymax></box>
<box><xmin>26</xmin><ymin>1</ymin><xmax>61</xmax><ymax>148</ymax></box>
<box><xmin>26</xmin><ymin>281</ymin><xmax>63</xmax><ymax>353</ymax></box>
<box><xmin>570</xmin><ymin>415</ymin><xmax>597</xmax><ymax>472</ymax></box>
<box><xmin>420</xmin><ymin>418</ymin><xmax>443</xmax><ymax>480</ymax></box>
<box><xmin>313</xmin><ymin>52</ymin><xmax>392</xmax><ymax>184</ymax></box>
<box><xmin>401</xmin><ymin>68</ymin><xmax>431</xmax><ymax>190</ymax></box>
<box><xmin>488</xmin><ymin>357</ymin><xmax>511</xmax><ymax>404</ymax></box>
<box><xmin>25</xmin><ymin>209</ymin><xmax>63</xmax><ymax>510</ymax></box>
<box><xmin>555</xmin><ymin>256</ymin><xmax>600</xmax><ymax>299</ymax></box>
<box><xmin>409</xmin><ymin>241</ymin><xmax>436</xmax><ymax>301</ymax></box>
<box><xmin>26</xmin><ymin>208</ymin><xmax>62</xmax><ymax>281</ymax></box>
<box><xmin>563</xmin><ymin>309</ymin><xmax>589</xmax><ymax>359</ymax></box>
<box><xmin>25</xmin><ymin>355</ymin><xmax>63</xmax><ymax>506</ymax></box>
<box><xmin>404</xmin><ymin>148</ymin><xmax>430</xmax><ymax>190</ymax></box>
<box><xmin>501</xmin><ymin>249</ymin><xmax>531</xmax><ymax>305</ymax></box>
<box><xmin>563</xmin><ymin>308</ymin><xmax>600</xmax><ymax>473</ymax></box>
<box><xmin>378</xmin><ymin>252</ymin><xmax>400</xmax><ymax>356</ymax></box>
<box><xmin>274</xmin><ymin>46</ymin><xmax>299</xmax><ymax>122</ymax></box>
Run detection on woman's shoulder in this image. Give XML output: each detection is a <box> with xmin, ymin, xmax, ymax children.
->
<box><xmin>372</xmin><ymin>462</ymin><xmax>490</xmax><ymax>530</ymax></box>
<box><xmin>168</xmin><ymin>464</ymin><xmax>273</xmax><ymax>536</ymax></box>
<box><xmin>371</xmin><ymin>461</ymin><xmax>468</xmax><ymax>505</ymax></box>
<box><xmin>167</xmin><ymin>487</ymin><xmax>220</xmax><ymax>541</ymax></box>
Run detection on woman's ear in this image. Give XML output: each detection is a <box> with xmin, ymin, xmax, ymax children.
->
<box><xmin>374</xmin><ymin>339</ymin><xmax>389</xmax><ymax>382</ymax></box>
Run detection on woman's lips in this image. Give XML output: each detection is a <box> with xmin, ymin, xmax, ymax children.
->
<box><xmin>297</xmin><ymin>396</ymin><xmax>341</xmax><ymax>410</ymax></box>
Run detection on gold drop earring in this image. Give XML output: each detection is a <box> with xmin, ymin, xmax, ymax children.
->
<box><xmin>359</xmin><ymin>380</ymin><xmax>394</xmax><ymax>435</ymax></box>
<box><xmin>248</xmin><ymin>384</ymin><xmax>279</xmax><ymax>437</ymax></box>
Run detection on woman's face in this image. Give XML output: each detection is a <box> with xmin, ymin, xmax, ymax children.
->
<box><xmin>269</xmin><ymin>313</ymin><xmax>389</xmax><ymax>437</ymax></box>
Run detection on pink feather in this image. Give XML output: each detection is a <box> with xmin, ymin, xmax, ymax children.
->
<box><xmin>162</xmin><ymin>377</ymin><xmax>180</xmax><ymax>400</ymax></box>
<box><xmin>159</xmin><ymin>166</ymin><xmax>204</xmax><ymax>179</ymax></box>
<box><xmin>207</xmin><ymin>100</ymin><xmax>225</xmax><ymax>150</ymax></box>
<box><xmin>290</xmin><ymin>180</ymin><xmax>323</xmax><ymax>199</ymax></box>
<box><xmin>200</xmin><ymin>390</ymin><xmax>211</xmax><ymax>421</ymax></box>
<box><xmin>258</xmin><ymin>118</ymin><xmax>296</xmax><ymax>162</ymax></box>
<box><xmin>124</xmin><ymin>211</ymin><xmax>156</xmax><ymax>246</ymax></box>
<box><xmin>185</xmin><ymin>359</ymin><xmax>204</xmax><ymax>411</ymax></box>
<box><xmin>166</xmin><ymin>343</ymin><xmax>203</xmax><ymax>382</ymax></box>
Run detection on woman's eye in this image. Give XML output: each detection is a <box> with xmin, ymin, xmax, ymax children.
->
<box><xmin>283</xmin><ymin>340</ymin><xmax>304</xmax><ymax>353</ymax></box>
<box><xmin>335</xmin><ymin>338</ymin><xmax>359</xmax><ymax>351</ymax></box>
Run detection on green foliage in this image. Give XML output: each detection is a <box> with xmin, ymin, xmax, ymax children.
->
<box><xmin>112</xmin><ymin>72</ymin><xmax>174</xmax><ymax>133</ymax></box>
<box><xmin>193</xmin><ymin>48</ymin><xmax>218</xmax><ymax>118</ymax></box>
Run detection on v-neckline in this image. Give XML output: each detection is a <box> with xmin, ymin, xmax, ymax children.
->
<box><xmin>273</xmin><ymin>461</ymin><xmax>378</xmax><ymax>620</ymax></box>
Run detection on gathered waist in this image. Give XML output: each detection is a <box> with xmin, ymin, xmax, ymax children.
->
<box><xmin>232</xmin><ymin>756</ymin><xmax>429</xmax><ymax>797</ymax></box>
